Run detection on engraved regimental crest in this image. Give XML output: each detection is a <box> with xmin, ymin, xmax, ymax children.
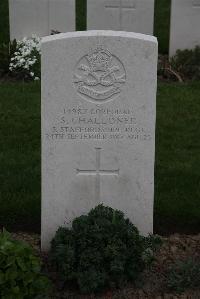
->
<box><xmin>73</xmin><ymin>46</ymin><xmax>126</xmax><ymax>103</ymax></box>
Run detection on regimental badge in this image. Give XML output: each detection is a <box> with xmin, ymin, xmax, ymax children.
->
<box><xmin>73</xmin><ymin>46</ymin><xmax>126</xmax><ymax>103</ymax></box>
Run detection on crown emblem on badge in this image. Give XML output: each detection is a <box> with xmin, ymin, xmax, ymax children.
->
<box><xmin>87</xmin><ymin>46</ymin><xmax>112</xmax><ymax>72</ymax></box>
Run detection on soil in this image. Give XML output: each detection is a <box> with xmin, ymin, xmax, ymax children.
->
<box><xmin>11</xmin><ymin>232</ymin><xmax>200</xmax><ymax>299</ymax></box>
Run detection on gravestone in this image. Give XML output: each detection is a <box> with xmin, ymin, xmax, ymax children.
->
<box><xmin>41</xmin><ymin>31</ymin><xmax>158</xmax><ymax>250</ymax></box>
<box><xmin>9</xmin><ymin>0</ymin><xmax>75</xmax><ymax>41</ymax></box>
<box><xmin>87</xmin><ymin>0</ymin><xmax>154</xmax><ymax>35</ymax></box>
<box><xmin>170</xmin><ymin>0</ymin><xmax>200</xmax><ymax>56</ymax></box>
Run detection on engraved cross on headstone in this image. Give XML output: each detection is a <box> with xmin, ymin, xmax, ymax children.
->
<box><xmin>105</xmin><ymin>0</ymin><xmax>136</xmax><ymax>30</ymax></box>
<box><xmin>77</xmin><ymin>147</ymin><xmax>119</xmax><ymax>203</ymax></box>
<box><xmin>193</xmin><ymin>0</ymin><xmax>200</xmax><ymax>7</ymax></box>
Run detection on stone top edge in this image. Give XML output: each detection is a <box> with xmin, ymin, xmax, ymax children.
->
<box><xmin>42</xmin><ymin>30</ymin><xmax>158</xmax><ymax>44</ymax></box>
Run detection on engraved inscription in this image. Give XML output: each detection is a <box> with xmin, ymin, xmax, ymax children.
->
<box><xmin>193</xmin><ymin>0</ymin><xmax>200</xmax><ymax>7</ymax></box>
<box><xmin>77</xmin><ymin>147</ymin><xmax>119</xmax><ymax>203</ymax></box>
<box><xmin>105</xmin><ymin>0</ymin><xmax>136</xmax><ymax>30</ymax></box>
<box><xmin>74</xmin><ymin>46</ymin><xmax>126</xmax><ymax>104</ymax></box>
<box><xmin>46</xmin><ymin>106</ymin><xmax>152</xmax><ymax>142</ymax></box>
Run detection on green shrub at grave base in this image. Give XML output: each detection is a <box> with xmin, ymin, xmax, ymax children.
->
<box><xmin>166</xmin><ymin>258</ymin><xmax>200</xmax><ymax>294</ymax></box>
<box><xmin>0</xmin><ymin>229</ymin><xmax>51</xmax><ymax>299</ymax></box>
<box><xmin>171</xmin><ymin>46</ymin><xmax>200</xmax><ymax>81</ymax></box>
<box><xmin>50</xmin><ymin>204</ymin><xmax>158</xmax><ymax>294</ymax></box>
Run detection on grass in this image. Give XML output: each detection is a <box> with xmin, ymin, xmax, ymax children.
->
<box><xmin>1</xmin><ymin>0</ymin><xmax>170</xmax><ymax>54</ymax></box>
<box><xmin>155</xmin><ymin>81</ymin><xmax>200</xmax><ymax>234</ymax></box>
<box><xmin>0</xmin><ymin>81</ymin><xmax>200</xmax><ymax>234</ymax></box>
<box><xmin>0</xmin><ymin>82</ymin><xmax>41</xmax><ymax>232</ymax></box>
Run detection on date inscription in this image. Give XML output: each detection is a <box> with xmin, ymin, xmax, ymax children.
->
<box><xmin>46</xmin><ymin>106</ymin><xmax>152</xmax><ymax>141</ymax></box>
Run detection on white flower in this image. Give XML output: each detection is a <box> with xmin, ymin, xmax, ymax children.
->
<box><xmin>9</xmin><ymin>35</ymin><xmax>41</xmax><ymax>80</ymax></box>
<box><xmin>29</xmin><ymin>60</ymin><xmax>35</xmax><ymax>66</ymax></box>
<box><xmin>25</xmin><ymin>50</ymin><xmax>31</xmax><ymax>56</ymax></box>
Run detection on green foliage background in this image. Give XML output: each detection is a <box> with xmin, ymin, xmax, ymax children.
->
<box><xmin>154</xmin><ymin>0</ymin><xmax>171</xmax><ymax>54</ymax></box>
<box><xmin>167</xmin><ymin>259</ymin><xmax>200</xmax><ymax>293</ymax></box>
<box><xmin>171</xmin><ymin>46</ymin><xmax>200</xmax><ymax>80</ymax></box>
<box><xmin>0</xmin><ymin>0</ymin><xmax>9</xmax><ymax>44</ymax></box>
<box><xmin>0</xmin><ymin>230</ymin><xmax>50</xmax><ymax>299</ymax></box>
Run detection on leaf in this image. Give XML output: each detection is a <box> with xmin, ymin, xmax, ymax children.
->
<box><xmin>16</xmin><ymin>257</ymin><xmax>26</xmax><ymax>271</ymax></box>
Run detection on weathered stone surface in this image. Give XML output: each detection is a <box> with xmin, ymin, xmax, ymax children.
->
<box><xmin>87</xmin><ymin>0</ymin><xmax>154</xmax><ymax>35</ymax></box>
<box><xmin>41</xmin><ymin>31</ymin><xmax>157</xmax><ymax>250</ymax></box>
<box><xmin>9</xmin><ymin>0</ymin><xmax>75</xmax><ymax>41</ymax></box>
<box><xmin>170</xmin><ymin>0</ymin><xmax>200</xmax><ymax>56</ymax></box>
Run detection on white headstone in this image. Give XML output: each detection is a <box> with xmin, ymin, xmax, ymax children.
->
<box><xmin>9</xmin><ymin>0</ymin><xmax>75</xmax><ymax>41</ymax></box>
<box><xmin>87</xmin><ymin>0</ymin><xmax>154</xmax><ymax>35</ymax></box>
<box><xmin>170</xmin><ymin>0</ymin><xmax>200</xmax><ymax>56</ymax></box>
<box><xmin>41</xmin><ymin>31</ymin><xmax>157</xmax><ymax>251</ymax></box>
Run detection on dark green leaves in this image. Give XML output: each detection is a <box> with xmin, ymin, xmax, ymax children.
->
<box><xmin>0</xmin><ymin>229</ymin><xmax>50</xmax><ymax>299</ymax></box>
<box><xmin>167</xmin><ymin>258</ymin><xmax>200</xmax><ymax>293</ymax></box>
<box><xmin>50</xmin><ymin>205</ymin><xmax>155</xmax><ymax>293</ymax></box>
